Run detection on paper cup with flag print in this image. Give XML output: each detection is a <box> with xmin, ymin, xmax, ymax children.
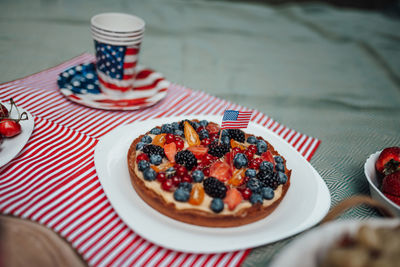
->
<box><xmin>91</xmin><ymin>13</ymin><xmax>145</xmax><ymax>98</ymax></box>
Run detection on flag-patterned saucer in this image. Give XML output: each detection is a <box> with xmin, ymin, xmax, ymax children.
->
<box><xmin>57</xmin><ymin>62</ymin><xmax>169</xmax><ymax>110</ymax></box>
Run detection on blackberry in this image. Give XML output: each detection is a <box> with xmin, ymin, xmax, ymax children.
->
<box><xmin>259</xmin><ymin>172</ymin><xmax>279</xmax><ymax>189</ymax></box>
<box><xmin>175</xmin><ymin>150</ymin><xmax>197</xmax><ymax>170</ymax></box>
<box><xmin>257</xmin><ymin>169</ymin><xmax>274</xmax><ymax>187</ymax></box>
<box><xmin>203</xmin><ymin>177</ymin><xmax>227</xmax><ymax>198</ymax></box>
<box><xmin>208</xmin><ymin>141</ymin><xmax>229</xmax><ymax>158</ymax></box>
<box><xmin>198</xmin><ymin>129</ymin><xmax>209</xmax><ymax>140</ymax></box>
<box><xmin>228</xmin><ymin>129</ymin><xmax>245</xmax><ymax>143</ymax></box>
<box><xmin>143</xmin><ymin>144</ymin><xmax>165</xmax><ymax>157</ymax></box>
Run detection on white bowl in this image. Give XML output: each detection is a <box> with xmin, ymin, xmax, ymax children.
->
<box><xmin>270</xmin><ymin>218</ymin><xmax>400</xmax><ymax>267</ymax></box>
<box><xmin>364</xmin><ymin>151</ymin><xmax>400</xmax><ymax>217</ymax></box>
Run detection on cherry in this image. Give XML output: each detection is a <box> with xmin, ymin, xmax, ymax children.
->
<box><xmin>161</xmin><ymin>179</ymin><xmax>173</xmax><ymax>191</ymax></box>
<box><xmin>156</xmin><ymin>172</ymin><xmax>166</xmax><ymax>182</ymax></box>
<box><xmin>136</xmin><ymin>153</ymin><xmax>149</xmax><ymax>163</ymax></box>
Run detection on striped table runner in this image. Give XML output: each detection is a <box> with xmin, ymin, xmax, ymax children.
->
<box><xmin>0</xmin><ymin>54</ymin><xmax>321</xmax><ymax>267</ymax></box>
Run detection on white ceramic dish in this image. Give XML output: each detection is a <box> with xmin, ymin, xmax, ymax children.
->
<box><xmin>364</xmin><ymin>151</ymin><xmax>400</xmax><ymax>217</ymax></box>
<box><xmin>270</xmin><ymin>218</ymin><xmax>400</xmax><ymax>267</ymax></box>
<box><xmin>0</xmin><ymin>102</ymin><xmax>34</xmax><ymax>167</ymax></box>
<box><xmin>94</xmin><ymin>115</ymin><xmax>331</xmax><ymax>253</ymax></box>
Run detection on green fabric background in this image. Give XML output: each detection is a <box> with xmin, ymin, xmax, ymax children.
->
<box><xmin>1</xmin><ymin>0</ymin><xmax>399</xmax><ymax>266</ymax></box>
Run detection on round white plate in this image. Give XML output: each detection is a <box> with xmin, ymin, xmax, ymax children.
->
<box><xmin>270</xmin><ymin>218</ymin><xmax>400</xmax><ymax>267</ymax></box>
<box><xmin>364</xmin><ymin>151</ymin><xmax>400</xmax><ymax>217</ymax></box>
<box><xmin>0</xmin><ymin>102</ymin><xmax>34</xmax><ymax>167</ymax></box>
<box><xmin>94</xmin><ymin>115</ymin><xmax>331</xmax><ymax>253</ymax></box>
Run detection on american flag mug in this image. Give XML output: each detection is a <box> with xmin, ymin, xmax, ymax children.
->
<box><xmin>91</xmin><ymin>13</ymin><xmax>145</xmax><ymax>98</ymax></box>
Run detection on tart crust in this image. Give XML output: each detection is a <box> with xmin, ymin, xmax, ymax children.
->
<box><xmin>127</xmin><ymin>123</ymin><xmax>291</xmax><ymax>227</ymax></box>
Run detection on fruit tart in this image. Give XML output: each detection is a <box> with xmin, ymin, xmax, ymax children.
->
<box><xmin>127</xmin><ymin>119</ymin><xmax>291</xmax><ymax>227</ymax></box>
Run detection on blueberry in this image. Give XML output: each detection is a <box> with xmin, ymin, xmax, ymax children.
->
<box><xmin>199</xmin><ymin>120</ymin><xmax>209</xmax><ymax>127</ymax></box>
<box><xmin>256</xmin><ymin>140</ymin><xmax>268</xmax><ymax>155</ymax></box>
<box><xmin>143</xmin><ymin>168</ymin><xmax>157</xmax><ymax>181</ymax></box>
<box><xmin>245</xmin><ymin>169</ymin><xmax>257</xmax><ymax>178</ymax></box>
<box><xmin>174</xmin><ymin>129</ymin><xmax>184</xmax><ymax>137</ymax></box>
<box><xmin>192</xmin><ymin>170</ymin><xmax>204</xmax><ymax>183</ymax></box>
<box><xmin>275</xmin><ymin>163</ymin><xmax>285</xmax><ymax>172</ymax></box>
<box><xmin>171</xmin><ymin>122</ymin><xmax>180</xmax><ymax>130</ymax></box>
<box><xmin>221</xmin><ymin>135</ymin><xmax>230</xmax><ymax>146</ymax></box>
<box><xmin>250</xmin><ymin>193</ymin><xmax>263</xmax><ymax>204</ymax></box>
<box><xmin>161</xmin><ymin>124</ymin><xmax>173</xmax><ymax>134</ymax></box>
<box><xmin>166</xmin><ymin>167</ymin><xmax>176</xmax><ymax>177</ymax></box>
<box><xmin>247</xmin><ymin>178</ymin><xmax>262</xmax><ymax>193</ymax></box>
<box><xmin>198</xmin><ymin>129</ymin><xmax>209</xmax><ymax>140</ymax></box>
<box><xmin>138</xmin><ymin>160</ymin><xmax>150</xmax><ymax>171</ymax></box>
<box><xmin>277</xmin><ymin>172</ymin><xmax>288</xmax><ymax>184</ymax></box>
<box><xmin>149</xmin><ymin>154</ymin><xmax>162</xmax><ymax>165</ymax></box>
<box><xmin>261</xmin><ymin>187</ymin><xmax>274</xmax><ymax>200</ymax></box>
<box><xmin>174</xmin><ymin>188</ymin><xmax>190</xmax><ymax>202</ymax></box>
<box><xmin>141</xmin><ymin>135</ymin><xmax>152</xmax><ymax>144</ymax></box>
<box><xmin>247</xmin><ymin>136</ymin><xmax>257</xmax><ymax>144</ymax></box>
<box><xmin>259</xmin><ymin>161</ymin><xmax>273</xmax><ymax>172</ymax></box>
<box><xmin>178</xmin><ymin>182</ymin><xmax>192</xmax><ymax>192</ymax></box>
<box><xmin>150</xmin><ymin>127</ymin><xmax>161</xmax><ymax>135</ymax></box>
<box><xmin>136</xmin><ymin>142</ymin><xmax>146</xmax><ymax>151</ymax></box>
<box><xmin>274</xmin><ymin>156</ymin><xmax>284</xmax><ymax>163</ymax></box>
<box><xmin>210</xmin><ymin>198</ymin><xmax>224</xmax><ymax>213</ymax></box>
<box><xmin>233</xmin><ymin>153</ymin><xmax>248</xmax><ymax>169</ymax></box>
<box><xmin>192</xmin><ymin>121</ymin><xmax>200</xmax><ymax>130</ymax></box>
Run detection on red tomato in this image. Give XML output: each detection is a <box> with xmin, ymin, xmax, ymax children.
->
<box><xmin>0</xmin><ymin>119</ymin><xmax>21</xmax><ymax>137</ymax></box>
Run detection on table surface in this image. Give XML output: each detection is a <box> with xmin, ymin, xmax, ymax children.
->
<box><xmin>1</xmin><ymin>0</ymin><xmax>399</xmax><ymax>266</ymax></box>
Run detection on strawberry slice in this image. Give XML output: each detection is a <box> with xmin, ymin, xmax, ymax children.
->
<box><xmin>164</xmin><ymin>142</ymin><xmax>177</xmax><ymax>163</ymax></box>
<box><xmin>187</xmin><ymin>146</ymin><xmax>208</xmax><ymax>159</ymax></box>
<box><xmin>224</xmin><ymin>188</ymin><xmax>243</xmax><ymax>211</ymax></box>
<box><xmin>376</xmin><ymin>147</ymin><xmax>400</xmax><ymax>175</ymax></box>
<box><xmin>210</xmin><ymin>161</ymin><xmax>232</xmax><ymax>182</ymax></box>
<box><xmin>382</xmin><ymin>171</ymin><xmax>400</xmax><ymax>197</ymax></box>
<box><xmin>206</xmin><ymin>122</ymin><xmax>220</xmax><ymax>134</ymax></box>
<box><xmin>261</xmin><ymin>151</ymin><xmax>275</xmax><ymax>166</ymax></box>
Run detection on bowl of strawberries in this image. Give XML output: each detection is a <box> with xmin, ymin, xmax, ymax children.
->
<box><xmin>364</xmin><ymin>147</ymin><xmax>400</xmax><ymax>217</ymax></box>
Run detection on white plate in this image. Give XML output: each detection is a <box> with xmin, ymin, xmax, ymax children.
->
<box><xmin>270</xmin><ymin>218</ymin><xmax>400</xmax><ymax>267</ymax></box>
<box><xmin>0</xmin><ymin>102</ymin><xmax>34</xmax><ymax>167</ymax></box>
<box><xmin>364</xmin><ymin>151</ymin><xmax>400</xmax><ymax>217</ymax></box>
<box><xmin>94</xmin><ymin>115</ymin><xmax>331</xmax><ymax>253</ymax></box>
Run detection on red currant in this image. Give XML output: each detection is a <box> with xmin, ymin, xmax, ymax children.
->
<box><xmin>249</xmin><ymin>159</ymin><xmax>260</xmax><ymax>169</ymax></box>
<box><xmin>241</xmin><ymin>188</ymin><xmax>252</xmax><ymax>200</ymax></box>
<box><xmin>171</xmin><ymin>175</ymin><xmax>181</xmax><ymax>186</ymax></box>
<box><xmin>156</xmin><ymin>172</ymin><xmax>166</xmax><ymax>182</ymax></box>
<box><xmin>248</xmin><ymin>145</ymin><xmax>257</xmax><ymax>154</ymax></box>
<box><xmin>203</xmin><ymin>167</ymin><xmax>210</xmax><ymax>176</ymax></box>
<box><xmin>161</xmin><ymin>179</ymin><xmax>173</xmax><ymax>191</ymax></box>
<box><xmin>255</xmin><ymin>157</ymin><xmax>263</xmax><ymax>164</ymax></box>
<box><xmin>176</xmin><ymin>165</ymin><xmax>188</xmax><ymax>177</ymax></box>
<box><xmin>165</xmin><ymin>133</ymin><xmax>175</xmax><ymax>144</ymax></box>
<box><xmin>201</xmin><ymin>153</ymin><xmax>214</xmax><ymax>165</ymax></box>
<box><xmin>209</xmin><ymin>133</ymin><xmax>218</xmax><ymax>141</ymax></box>
<box><xmin>244</xmin><ymin>149</ymin><xmax>254</xmax><ymax>160</ymax></box>
<box><xmin>232</xmin><ymin>147</ymin><xmax>242</xmax><ymax>157</ymax></box>
<box><xmin>196</xmin><ymin>126</ymin><xmax>205</xmax><ymax>133</ymax></box>
<box><xmin>136</xmin><ymin>153</ymin><xmax>149</xmax><ymax>163</ymax></box>
<box><xmin>181</xmin><ymin>175</ymin><xmax>193</xmax><ymax>183</ymax></box>
<box><xmin>201</xmin><ymin>138</ymin><xmax>211</xmax><ymax>146</ymax></box>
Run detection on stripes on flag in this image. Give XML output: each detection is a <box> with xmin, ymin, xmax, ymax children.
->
<box><xmin>0</xmin><ymin>53</ymin><xmax>321</xmax><ymax>267</ymax></box>
<box><xmin>221</xmin><ymin>110</ymin><xmax>253</xmax><ymax>129</ymax></box>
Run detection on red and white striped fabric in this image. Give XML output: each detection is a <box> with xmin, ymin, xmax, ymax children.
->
<box><xmin>0</xmin><ymin>54</ymin><xmax>321</xmax><ymax>267</ymax></box>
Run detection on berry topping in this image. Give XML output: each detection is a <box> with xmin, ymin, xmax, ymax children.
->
<box><xmin>247</xmin><ymin>145</ymin><xmax>257</xmax><ymax>154</ymax></box>
<box><xmin>240</xmin><ymin>187</ymin><xmax>252</xmax><ymax>200</ymax></box>
<box><xmin>150</xmin><ymin>127</ymin><xmax>161</xmax><ymax>135</ymax></box>
<box><xmin>184</xmin><ymin>121</ymin><xmax>201</xmax><ymax>147</ymax></box>
<box><xmin>178</xmin><ymin>181</ymin><xmax>193</xmax><ymax>192</ymax></box>
<box><xmin>224</xmin><ymin>188</ymin><xmax>243</xmax><ymax>211</ymax></box>
<box><xmin>171</xmin><ymin>122</ymin><xmax>180</xmax><ymax>130</ymax></box>
<box><xmin>143</xmin><ymin>168</ymin><xmax>157</xmax><ymax>181</ymax></box>
<box><xmin>138</xmin><ymin>160</ymin><xmax>150</xmax><ymax>171</ymax></box>
<box><xmin>192</xmin><ymin>170</ymin><xmax>205</xmax><ymax>183</ymax></box>
<box><xmin>174</xmin><ymin>129</ymin><xmax>184</xmax><ymax>137</ymax></box>
<box><xmin>187</xmin><ymin>146</ymin><xmax>208</xmax><ymax>159</ymax></box>
<box><xmin>274</xmin><ymin>155</ymin><xmax>284</xmax><ymax>164</ymax></box>
<box><xmin>261</xmin><ymin>187</ymin><xmax>274</xmax><ymax>200</ymax></box>
<box><xmin>199</xmin><ymin>120</ymin><xmax>209</xmax><ymax>127</ymax></box>
<box><xmin>165</xmin><ymin>167</ymin><xmax>176</xmax><ymax>177</ymax></box>
<box><xmin>261</xmin><ymin>151</ymin><xmax>275</xmax><ymax>165</ymax></box>
<box><xmin>156</xmin><ymin>172</ymin><xmax>166</xmax><ymax>182</ymax></box>
<box><xmin>149</xmin><ymin>154</ymin><xmax>163</xmax><ymax>165</ymax></box>
<box><xmin>245</xmin><ymin>168</ymin><xmax>257</xmax><ymax>178</ymax></box>
<box><xmin>250</xmin><ymin>193</ymin><xmax>263</xmax><ymax>204</ymax></box>
<box><xmin>171</xmin><ymin>175</ymin><xmax>182</xmax><ymax>186</ymax></box>
<box><xmin>259</xmin><ymin>161</ymin><xmax>274</xmax><ymax>172</ymax></box>
<box><xmin>206</xmin><ymin>122</ymin><xmax>220</xmax><ymax>134</ymax></box>
<box><xmin>210</xmin><ymin>198</ymin><xmax>224</xmax><ymax>213</ymax></box>
<box><xmin>174</xmin><ymin>188</ymin><xmax>190</xmax><ymax>202</ymax></box>
<box><xmin>233</xmin><ymin>153</ymin><xmax>248</xmax><ymax>169</ymax></box>
<box><xmin>275</xmin><ymin>163</ymin><xmax>285</xmax><ymax>172</ymax></box>
<box><xmin>174</xmin><ymin>138</ymin><xmax>185</xmax><ymax>150</ymax></box>
<box><xmin>175</xmin><ymin>165</ymin><xmax>188</xmax><ymax>177</ymax></box>
<box><xmin>256</xmin><ymin>140</ymin><xmax>268</xmax><ymax>155</ymax></box>
<box><xmin>161</xmin><ymin>179</ymin><xmax>173</xmax><ymax>191</ymax></box>
<box><xmin>244</xmin><ymin>149</ymin><xmax>255</xmax><ymax>160</ymax></box>
<box><xmin>247</xmin><ymin>178</ymin><xmax>262</xmax><ymax>193</ymax></box>
<box><xmin>181</xmin><ymin>175</ymin><xmax>193</xmax><ymax>183</ymax></box>
<box><xmin>198</xmin><ymin>129</ymin><xmax>209</xmax><ymax>140</ymax></box>
<box><xmin>164</xmin><ymin>142</ymin><xmax>177</xmax><ymax>162</ymax></box>
<box><xmin>141</xmin><ymin>135</ymin><xmax>152</xmax><ymax>144</ymax></box>
<box><xmin>136</xmin><ymin>142</ymin><xmax>145</xmax><ymax>151</ymax></box>
<box><xmin>246</xmin><ymin>136</ymin><xmax>257</xmax><ymax>144</ymax></box>
<box><xmin>249</xmin><ymin>158</ymin><xmax>263</xmax><ymax>169</ymax></box>
<box><xmin>165</xmin><ymin>133</ymin><xmax>175</xmax><ymax>144</ymax></box>
<box><xmin>208</xmin><ymin>142</ymin><xmax>230</xmax><ymax>158</ymax></box>
<box><xmin>189</xmin><ymin>183</ymin><xmax>205</xmax><ymax>205</ymax></box>
<box><xmin>143</xmin><ymin>144</ymin><xmax>165</xmax><ymax>157</ymax></box>
<box><xmin>203</xmin><ymin>177</ymin><xmax>227</xmax><ymax>198</ymax></box>
<box><xmin>201</xmin><ymin>138</ymin><xmax>212</xmax><ymax>146</ymax></box>
<box><xmin>276</xmin><ymin>172</ymin><xmax>288</xmax><ymax>184</ymax></box>
<box><xmin>175</xmin><ymin>150</ymin><xmax>198</xmax><ymax>170</ymax></box>
<box><xmin>228</xmin><ymin>129</ymin><xmax>245</xmax><ymax>143</ymax></box>
<box><xmin>209</xmin><ymin>161</ymin><xmax>232</xmax><ymax>182</ymax></box>
<box><xmin>136</xmin><ymin>153</ymin><xmax>149</xmax><ymax>163</ymax></box>
<box><xmin>161</xmin><ymin>123</ymin><xmax>174</xmax><ymax>134</ymax></box>
<box><xmin>220</xmin><ymin>135</ymin><xmax>231</xmax><ymax>146</ymax></box>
